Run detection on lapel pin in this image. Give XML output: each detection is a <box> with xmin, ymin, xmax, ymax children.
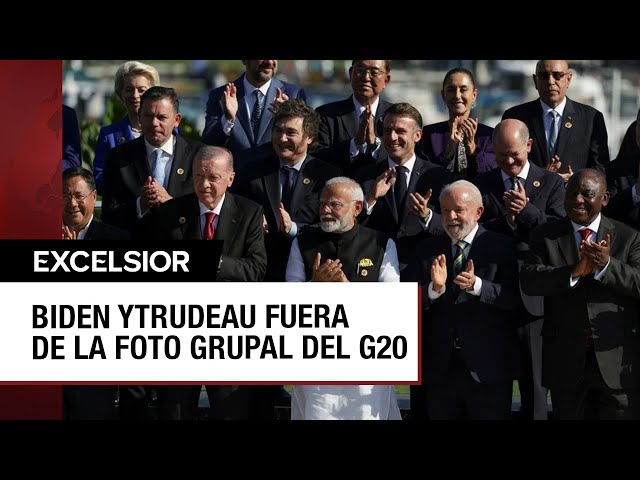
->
<box><xmin>565</xmin><ymin>122</ymin><xmax>572</xmax><ymax>129</ymax></box>
<box><xmin>533</xmin><ymin>180</ymin><xmax>541</xmax><ymax>188</ymax></box>
<box><xmin>118</xmin><ymin>136</ymin><xmax>125</xmax><ymax>145</ymax></box>
<box><xmin>176</xmin><ymin>168</ymin><xmax>185</xmax><ymax>176</ymax></box>
<box><xmin>360</xmin><ymin>269</ymin><xmax>368</xmax><ymax>277</ymax></box>
<box><xmin>178</xmin><ymin>216</ymin><xmax>186</xmax><ymax>224</ymax></box>
<box><xmin>303</xmin><ymin>177</ymin><xmax>311</xmax><ymax>185</ymax></box>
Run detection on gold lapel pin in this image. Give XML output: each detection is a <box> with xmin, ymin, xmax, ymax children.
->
<box><xmin>176</xmin><ymin>168</ymin><xmax>185</xmax><ymax>175</ymax></box>
<box><xmin>178</xmin><ymin>216</ymin><xmax>186</xmax><ymax>224</ymax></box>
<box><xmin>361</xmin><ymin>269</ymin><xmax>368</xmax><ymax>277</ymax></box>
<box><xmin>565</xmin><ymin>122</ymin><xmax>572</xmax><ymax>129</ymax></box>
<box><xmin>303</xmin><ymin>177</ymin><xmax>311</xmax><ymax>185</ymax></box>
<box><xmin>533</xmin><ymin>180</ymin><xmax>541</xmax><ymax>188</ymax></box>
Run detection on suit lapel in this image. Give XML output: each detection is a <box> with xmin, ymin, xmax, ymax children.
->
<box><xmin>596</xmin><ymin>215</ymin><xmax>614</xmax><ymax>247</ymax></box>
<box><xmin>290</xmin><ymin>158</ymin><xmax>311</xmax><ymax>215</ymax></box>
<box><xmin>341</xmin><ymin>96</ymin><xmax>358</xmax><ymax>139</ymax></box>
<box><xmin>217</xmin><ymin>193</ymin><xmax>239</xmax><ymax>253</ymax></box>
<box><xmin>557</xmin><ymin>218</ymin><xmax>579</xmax><ymax>265</ymax></box>
<box><xmin>264</xmin><ymin>166</ymin><xmax>281</xmax><ymax>223</ymax></box>
<box><xmin>524</xmin><ymin>163</ymin><xmax>544</xmax><ymax>204</ymax></box>
<box><xmin>488</xmin><ymin>169</ymin><xmax>508</xmax><ymax>215</ymax></box>
<box><xmin>257</xmin><ymin>79</ymin><xmax>280</xmax><ymax>142</ymax></box>
<box><xmin>555</xmin><ymin>98</ymin><xmax>575</xmax><ymax>161</ymax></box>
<box><xmin>234</xmin><ymin>78</ymin><xmax>252</xmax><ymax>141</ymax></box>
<box><xmin>166</xmin><ymin>136</ymin><xmax>188</xmax><ymax>195</ymax></box>
<box><xmin>529</xmin><ymin>102</ymin><xmax>548</xmax><ymax>163</ymax></box>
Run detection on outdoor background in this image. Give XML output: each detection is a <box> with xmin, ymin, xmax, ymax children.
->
<box><xmin>64</xmin><ymin>59</ymin><xmax>640</xmax><ymax>171</ymax></box>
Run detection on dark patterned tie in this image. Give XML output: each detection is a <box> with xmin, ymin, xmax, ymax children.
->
<box><xmin>394</xmin><ymin>165</ymin><xmax>408</xmax><ymax>217</ymax></box>
<box><xmin>251</xmin><ymin>90</ymin><xmax>264</xmax><ymax>140</ymax></box>
<box><xmin>453</xmin><ymin>240</ymin><xmax>468</xmax><ymax>275</ymax></box>
<box><xmin>511</xmin><ymin>176</ymin><xmax>519</xmax><ymax>191</ymax></box>
<box><xmin>281</xmin><ymin>166</ymin><xmax>296</xmax><ymax>212</ymax></box>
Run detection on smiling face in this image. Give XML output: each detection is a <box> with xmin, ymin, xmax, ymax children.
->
<box><xmin>493</xmin><ymin>119</ymin><xmax>532</xmax><ymax>177</ymax></box>
<box><xmin>319</xmin><ymin>183</ymin><xmax>362</xmax><ymax>233</ymax></box>
<box><xmin>382</xmin><ymin>113</ymin><xmax>421</xmax><ymax>165</ymax></box>
<box><xmin>440</xmin><ymin>185</ymin><xmax>483</xmax><ymax>241</ymax></box>
<box><xmin>63</xmin><ymin>175</ymin><xmax>96</xmax><ymax>231</ymax></box>
<box><xmin>441</xmin><ymin>71</ymin><xmax>477</xmax><ymax>119</ymax></box>
<box><xmin>120</xmin><ymin>74</ymin><xmax>152</xmax><ymax>119</ymax></box>
<box><xmin>533</xmin><ymin>60</ymin><xmax>572</xmax><ymax>108</ymax></box>
<box><xmin>565</xmin><ymin>170</ymin><xmax>609</xmax><ymax>226</ymax></box>
<box><xmin>272</xmin><ymin>115</ymin><xmax>312</xmax><ymax>165</ymax></box>
<box><xmin>243</xmin><ymin>60</ymin><xmax>278</xmax><ymax>87</ymax></box>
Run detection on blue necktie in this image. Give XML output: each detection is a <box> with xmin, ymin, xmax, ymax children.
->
<box><xmin>152</xmin><ymin>148</ymin><xmax>165</xmax><ymax>187</ymax></box>
<box><xmin>251</xmin><ymin>90</ymin><xmax>264</xmax><ymax>140</ymax></box>
<box><xmin>548</xmin><ymin>110</ymin><xmax>559</xmax><ymax>157</ymax></box>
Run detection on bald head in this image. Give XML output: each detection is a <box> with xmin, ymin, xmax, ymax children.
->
<box><xmin>492</xmin><ymin>119</ymin><xmax>532</xmax><ymax>178</ymax></box>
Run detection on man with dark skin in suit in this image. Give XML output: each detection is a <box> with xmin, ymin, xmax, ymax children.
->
<box><xmin>522</xmin><ymin>169</ymin><xmax>640</xmax><ymax>419</ymax></box>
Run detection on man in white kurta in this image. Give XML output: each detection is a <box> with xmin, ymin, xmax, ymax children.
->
<box><xmin>285</xmin><ymin>177</ymin><xmax>402</xmax><ymax>420</ymax></box>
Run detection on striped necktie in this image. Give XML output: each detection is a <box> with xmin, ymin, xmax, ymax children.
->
<box><xmin>453</xmin><ymin>240</ymin><xmax>468</xmax><ymax>274</ymax></box>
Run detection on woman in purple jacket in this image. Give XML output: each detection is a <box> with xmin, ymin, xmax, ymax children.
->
<box><xmin>418</xmin><ymin>68</ymin><xmax>496</xmax><ymax>181</ymax></box>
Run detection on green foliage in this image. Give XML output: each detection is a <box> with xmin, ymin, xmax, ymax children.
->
<box><xmin>104</xmin><ymin>93</ymin><xmax>126</xmax><ymax>126</ymax></box>
<box><xmin>178</xmin><ymin>115</ymin><xmax>201</xmax><ymax>140</ymax></box>
<box><xmin>80</xmin><ymin>119</ymin><xmax>101</xmax><ymax>171</ymax></box>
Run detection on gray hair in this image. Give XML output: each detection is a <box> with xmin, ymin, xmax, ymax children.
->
<box><xmin>440</xmin><ymin>180</ymin><xmax>483</xmax><ymax>207</ymax></box>
<box><xmin>194</xmin><ymin>145</ymin><xmax>234</xmax><ymax>171</ymax></box>
<box><xmin>324</xmin><ymin>176</ymin><xmax>364</xmax><ymax>202</ymax></box>
<box><xmin>114</xmin><ymin>61</ymin><xmax>160</xmax><ymax>100</ymax></box>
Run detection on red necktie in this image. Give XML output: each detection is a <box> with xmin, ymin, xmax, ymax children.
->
<box><xmin>579</xmin><ymin>228</ymin><xmax>592</xmax><ymax>243</ymax></box>
<box><xmin>204</xmin><ymin>212</ymin><xmax>216</xmax><ymax>240</ymax></box>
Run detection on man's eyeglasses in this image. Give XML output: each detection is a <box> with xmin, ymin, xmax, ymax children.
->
<box><xmin>320</xmin><ymin>200</ymin><xmax>357</xmax><ymax>210</ymax></box>
<box><xmin>62</xmin><ymin>190</ymin><xmax>95</xmax><ymax>203</ymax></box>
<box><xmin>535</xmin><ymin>71</ymin><xmax>569</xmax><ymax>81</ymax></box>
<box><xmin>352</xmin><ymin>66</ymin><xmax>385</xmax><ymax>78</ymax></box>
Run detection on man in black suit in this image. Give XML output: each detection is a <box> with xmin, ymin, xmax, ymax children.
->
<box><xmin>61</xmin><ymin>167</ymin><xmax>129</xmax><ymax>420</ymax></box>
<box><xmin>357</xmin><ymin>102</ymin><xmax>451</xmax><ymax>274</ymax></box>
<box><xmin>406</xmin><ymin>180</ymin><xmax>520</xmax><ymax>419</ymax></box>
<box><xmin>238</xmin><ymin>99</ymin><xmax>341</xmax><ymax>281</ymax></box>
<box><xmin>473</xmin><ymin>119</ymin><xmax>566</xmax><ymax>420</ymax></box>
<box><xmin>144</xmin><ymin>145</ymin><xmax>267</xmax><ymax>419</ymax></box>
<box><xmin>502</xmin><ymin>60</ymin><xmax>610</xmax><ymax>182</ymax></box>
<box><xmin>521</xmin><ymin>169</ymin><xmax>640</xmax><ymax>419</ymax></box>
<box><xmin>201</xmin><ymin>60</ymin><xmax>306</xmax><ymax>189</ymax></box>
<box><xmin>605</xmin><ymin>108</ymin><xmax>640</xmax><ymax>229</ymax></box>
<box><xmin>101</xmin><ymin>86</ymin><xmax>204</xmax><ymax>234</ymax></box>
<box><xmin>314</xmin><ymin>60</ymin><xmax>392</xmax><ymax>175</ymax></box>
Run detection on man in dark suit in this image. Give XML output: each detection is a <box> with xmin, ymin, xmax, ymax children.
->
<box><xmin>61</xmin><ymin>167</ymin><xmax>129</xmax><ymax>420</ymax></box>
<box><xmin>145</xmin><ymin>145</ymin><xmax>267</xmax><ymax>419</ymax></box>
<box><xmin>101</xmin><ymin>86</ymin><xmax>204</xmax><ymax>234</ymax></box>
<box><xmin>605</xmin><ymin>108</ymin><xmax>640</xmax><ymax>229</ymax></box>
<box><xmin>502</xmin><ymin>60</ymin><xmax>610</xmax><ymax>182</ymax></box>
<box><xmin>521</xmin><ymin>169</ymin><xmax>640</xmax><ymax>420</ymax></box>
<box><xmin>314</xmin><ymin>60</ymin><xmax>392</xmax><ymax>175</ymax></box>
<box><xmin>238</xmin><ymin>99</ymin><xmax>341</xmax><ymax>281</ymax></box>
<box><xmin>355</xmin><ymin>102</ymin><xmax>450</xmax><ymax>420</ymax></box>
<box><xmin>357</xmin><ymin>102</ymin><xmax>451</xmax><ymax>274</ymax></box>
<box><xmin>201</xmin><ymin>60</ymin><xmax>306</xmax><ymax>189</ymax></box>
<box><xmin>473</xmin><ymin>119</ymin><xmax>566</xmax><ymax>420</ymax></box>
<box><xmin>406</xmin><ymin>180</ymin><xmax>520</xmax><ymax>419</ymax></box>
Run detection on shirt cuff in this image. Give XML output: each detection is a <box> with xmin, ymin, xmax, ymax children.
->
<box><xmin>222</xmin><ymin>118</ymin><xmax>235</xmax><ymax>136</ymax></box>
<box><xmin>467</xmin><ymin>276</ymin><xmax>482</xmax><ymax>296</ymax></box>
<box><xmin>288</xmin><ymin>221</ymin><xmax>298</xmax><ymax>238</ymax></box>
<box><xmin>594</xmin><ymin>257</ymin><xmax>611</xmax><ymax>281</ymax></box>
<box><xmin>632</xmin><ymin>184</ymin><xmax>640</xmax><ymax>205</ymax></box>
<box><xmin>428</xmin><ymin>281</ymin><xmax>445</xmax><ymax>300</ymax></box>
